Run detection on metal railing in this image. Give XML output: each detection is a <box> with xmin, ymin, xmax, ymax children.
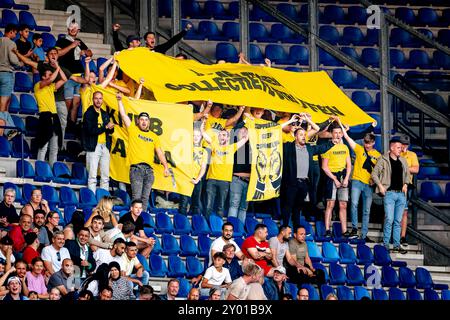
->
<box><xmin>0</xmin><ymin>125</ymin><xmax>25</xmax><ymax>178</ymax></box>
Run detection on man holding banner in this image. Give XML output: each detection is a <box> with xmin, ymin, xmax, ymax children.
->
<box><xmin>116</xmin><ymin>92</ymin><xmax>170</xmax><ymax>211</ymax></box>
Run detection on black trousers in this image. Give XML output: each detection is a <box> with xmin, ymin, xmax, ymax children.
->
<box><xmin>282</xmin><ymin>179</ymin><xmax>310</xmax><ymax>228</ymax></box>
<box><xmin>286</xmin><ymin>263</ymin><xmax>326</xmax><ymax>288</ymax></box>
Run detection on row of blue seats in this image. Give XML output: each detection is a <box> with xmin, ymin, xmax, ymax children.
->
<box><xmin>0</xmin><ymin>9</ymin><xmax>49</xmax><ymax>31</ymax></box>
<box><xmin>419</xmin><ymin>181</ymin><xmax>450</xmax><ymax>203</ymax></box>
<box><xmin>0</xmin><ymin>0</ymin><xmax>28</xmax><ymax>11</ymax></box>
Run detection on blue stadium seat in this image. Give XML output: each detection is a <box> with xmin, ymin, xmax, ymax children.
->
<box><xmin>167</xmin><ymin>255</ymin><xmax>187</xmax><ymax>278</ymax></box>
<box><xmin>301</xmin><ymin>284</ymin><xmax>320</xmax><ymax>300</ymax></box>
<box><xmin>136</xmin><ymin>253</ymin><xmax>150</xmax><ymax>273</ymax></box>
<box><xmin>198</xmin><ymin>234</ymin><xmax>212</xmax><ymax>258</ymax></box>
<box><xmin>249</xmin><ymin>23</ymin><xmax>274</xmax><ymax>42</ymax></box>
<box><xmin>374</xmin><ymin>245</ymin><xmax>397</xmax><ymax>267</ymax></box>
<box><xmin>140</xmin><ymin>212</ymin><xmax>155</xmax><ymax>235</ymax></box>
<box><xmin>149</xmin><ymin>254</ymin><xmax>168</xmax><ymax>277</ymax></box>
<box><xmin>320</xmin><ymin>284</ymin><xmax>335</xmax><ymax>300</ymax></box>
<box><xmin>351</xmin><ymin>91</ymin><xmax>374</xmax><ymax>111</ymax></box>
<box><xmin>59</xmin><ymin>186</ymin><xmax>78</xmax><ymax>207</ymax></box>
<box><xmin>19</xmin><ymin>11</ymin><xmax>51</xmax><ymax>32</ymax></box>
<box><xmin>0</xmin><ymin>0</ymin><xmax>28</xmax><ymax>10</ymax></box>
<box><xmin>52</xmin><ymin>162</ymin><xmax>71</xmax><ymax>184</ymax></box>
<box><xmin>372</xmin><ymin>288</ymin><xmax>388</xmax><ymax>301</ymax></box>
<box><xmin>209</xmin><ymin>214</ymin><xmax>223</xmax><ymax>237</ymax></box>
<box><xmin>177</xmin><ymin>277</ymin><xmax>191</xmax><ymax>298</ymax></box>
<box><xmin>40</xmin><ymin>32</ymin><xmax>56</xmax><ymax>52</ymax></box>
<box><xmin>298</xmin><ymin>4</ymin><xmax>308</xmax><ymax>23</ymax></box>
<box><xmin>95</xmin><ymin>188</ymin><xmax>110</xmax><ymax>202</ymax></box>
<box><xmin>338</xmin><ymin>243</ymin><xmax>357</xmax><ymax>265</ymax></box>
<box><xmin>180</xmin><ymin>234</ymin><xmax>199</xmax><ymax>257</ymax></box>
<box><xmin>347</xmin><ymin>6</ymin><xmax>367</xmax><ymax>25</ymax></box>
<box><xmin>390</xmin><ymin>28</ymin><xmax>412</xmax><ymax>47</ymax></box>
<box><xmin>10</xmin><ymin>136</ymin><xmax>30</xmax><ymax>158</ymax></box>
<box><xmin>156</xmin><ymin>212</ymin><xmax>175</xmax><ymax>234</ymax></box>
<box><xmin>437</xmin><ymin>29</ymin><xmax>450</xmax><ymax>47</ymax></box>
<box><xmin>182</xmin><ymin>0</ymin><xmax>205</xmax><ymax>19</ymax></box>
<box><xmin>306</xmin><ymin>241</ymin><xmax>323</xmax><ymax>262</ymax></box>
<box><xmin>319</xmin><ymin>25</ymin><xmax>340</xmax><ymax>45</ymax></box>
<box><xmin>265</xmin><ymin>44</ymin><xmax>295</xmax><ymax>65</ymax></box>
<box><xmin>424</xmin><ymin>288</ymin><xmax>440</xmax><ymax>301</ymax></box>
<box><xmin>34</xmin><ymin>160</ymin><xmax>54</xmax><ymax>182</ymax></box>
<box><xmin>234</xmin><ymin>237</ymin><xmax>244</xmax><ymax>248</ymax></box>
<box><xmin>112</xmin><ymin>189</ymin><xmax>131</xmax><ymax>211</ymax></box>
<box><xmin>341</xmin><ymin>27</ymin><xmax>365</xmax><ymax>46</ymax></box>
<box><xmin>441</xmin><ymin>289</ymin><xmax>450</xmax><ymax>301</ymax></box>
<box><xmin>315</xmin><ymin>221</ymin><xmax>332</xmax><ymax>242</ymax></box>
<box><xmin>322</xmin><ymin>242</ymin><xmax>340</xmax><ymax>263</ymax></box>
<box><xmin>245</xmin><ymin>216</ymin><xmax>259</xmax><ymax>235</ymax></box>
<box><xmin>337</xmin><ymin>285</ymin><xmax>354</xmax><ymax>300</ymax></box>
<box><xmin>271</xmin><ymin>23</ymin><xmax>292</xmax><ymax>42</ymax></box>
<box><xmin>22</xmin><ymin>183</ymin><xmax>35</xmax><ymax>203</ymax></box>
<box><xmin>162</xmin><ymin>234</ymin><xmax>181</xmax><ymax>255</ymax></box>
<box><xmin>71</xmin><ymin>162</ymin><xmax>88</xmax><ymax>185</ymax></box>
<box><xmin>276</xmin><ymin>3</ymin><xmax>299</xmax><ymax>22</ymax></box>
<box><xmin>410</xmin><ymin>28</ymin><xmax>434</xmax><ymax>47</ymax></box>
<box><xmin>63</xmin><ymin>205</ymin><xmax>76</xmax><ymax>225</ymax></box>
<box><xmin>42</xmin><ymin>185</ymin><xmax>59</xmax><ymax>209</ymax></box>
<box><xmin>215</xmin><ymin>43</ymin><xmax>238</xmax><ymax>63</ymax></box>
<box><xmin>418</xmin><ymin>8</ymin><xmax>439</xmax><ymax>27</ymax></box>
<box><xmin>173</xmin><ymin>213</ymin><xmax>191</xmax><ymax>235</ymax></box>
<box><xmin>361</xmin><ymin>48</ymin><xmax>380</xmax><ymax>67</ymax></box>
<box><xmin>351</xmin><ymin>73</ymin><xmax>377</xmax><ymax>90</ymax></box>
<box><xmin>357</xmin><ymin>244</ymin><xmax>374</xmax><ymax>265</ymax></box>
<box><xmin>323</xmin><ymin>5</ymin><xmax>346</xmax><ymax>24</ymax></box>
<box><xmin>346</xmin><ymin>264</ymin><xmax>365</xmax><ymax>286</ymax></box>
<box><xmin>399</xmin><ymin>267</ymin><xmax>417</xmax><ymax>288</ymax></box>
<box><xmin>285</xmin><ymin>282</ymin><xmax>297</xmax><ymax>300</ymax></box>
<box><xmin>332</xmin><ymin>222</ymin><xmax>348</xmax><ymax>243</ymax></box>
<box><xmin>192</xmin><ymin>214</ymin><xmax>211</xmax><ymax>236</ymax></box>
<box><xmin>250</xmin><ymin>5</ymin><xmax>275</xmax><ymax>22</ymax></box>
<box><xmin>228</xmin><ymin>1</ymin><xmax>239</xmax><ymax>19</ymax></box>
<box><xmin>158</xmin><ymin>0</ymin><xmax>171</xmax><ymax>17</ymax></box>
<box><xmin>332</xmin><ymin>69</ymin><xmax>354</xmax><ymax>88</ymax></box>
<box><xmin>312</xmin><ymin>262</ymin><xmax>329</xmax><ymax>284</ymax></box>
<box><xmin>329</xmin><ymin>263</ymin><xmax>347</xmax><ymax>285</ymax></box>
<box><xmin>10</xmin><ymin>115</ymin><xmax>25</xmax><ymax>133</ymax></box>
<box><xmin>227</xmin><ymin>216</ymin><xmax>245</xmax><ymax>238</ymax></box>
<box><xmin>409</xmin><ymin>50</ymin><xmax>431</xmax><ymax>69</ymax></box>
<box><xmin>79</xmin><ymin>187</ymin><xmax>97</xmax><ymax>209</ymax></box>
<box><xmin>186</xmin><ymin>256</ymin><xmax>204</xmax><ymax>278</ymax></box>
<box><xmin>395</xmin><ymin>7</ymin><xmax>416</xmax><ymax>25</ymax></box>
<box><xmin>420</xmin><ymin>182</ymin><xmax>445</xmax><ymax>202</ymax></box>
<box><xmin>198</xmin><ymin>21</ymin><xmax>226</xmax><ymax>41</ymax></box>
<box><xmin>20</xmin><ymin>94</ymin><xmax>38</xmax><ymax>114</ymax></box>
<box><xmin>8</xmin><ymin>94</ymin><xmax>19</xmax><ymax>113</ymax></box>
<box><xmin>319</xmin><ymin>49</ymin><xmax>343</xmax><ymax>67</ymax></box>
<box><xmin>300</xmin><ymin>219</ymin><xmax>315</xmax><ymax>241</ymax></box>
<box><xmin>289</xmin><ymin>45</ymin><xmax>309</xmax><ymax>65</ymax></box>
<box><xmin>415</xmin><ymin>267</ymin><xmax>449</xmax><ymax>290</ymax></box>
<box><xmin>16</xmin><ymin>159</ymin><xmax>34</xmax><ymax>179</ymax></box>
<box><xmin>434</xmin><ymin>51</ymin><xmax>450</xmax><ymax>70</ymax></box>
<box><xmin>222</xmin><ymin>22</ymin><xmax>239</xmax><ymax>41</ymax></box>
<box><xmin>262</xmin><ymin>218</ymin><xmax>279</xmax><ymax>239</ymax></box>
<box><xmin>147</xmin><ymin>234</ymin><xmax>161</xmax><ymax>254</ymax></box>
<box><xmin>381</xmin><ymin>266</ymin><xmax>400</xmax><ymax>287</ymax></box>
<box><xmin>361</xmin><ymin>29</ymin><xmax>379</xmax><ymax>46</ymax></box>
<box><xmin>390</xmin><ymin>49</ymin><xmax>410</xmax><ymax>68</ymax></box>
<box><xmin>204</xmin><ymin>0</ymin><xmax>233</xmax><ymax>20</ymax></box>
<box><xmin>424</xmin><ymin>93</ymin><xmax>448</xmax><ymax>114</ymax></box>
<box><xmin>14</xmin><ymin>72</ymin><xmax>33</xmax><ymax>93</ymax></box>
<box><xmin>406</xmin><ymin>288</ymin><xmax>422</xmax><ymax>300</ymax></box>
<box><xmin>2</xmin><ymin>182</ymin><xmax>23</xmax><ymax>204</ymax></box>
<box><xmin>388</xmin><ymin>287</ymin><xmax>405</xmax><ymax>300</ymax></box>
<box><xmin>0</xmin><ymin>9</ymin><xmax>18</xmax><ymax>27</ymax></box>
<box><xmin>354</xmin><ymin>286</ymin><xmax>370</xmax><ymax>300</ymax></box>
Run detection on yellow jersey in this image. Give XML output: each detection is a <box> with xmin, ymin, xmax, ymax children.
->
<box><xmin>97</xmin><ymin>110</ymin><xmax>106</xmax><ymax>145</ymax></box>
<box><xmin>206</xmin><ymin>141</ymin><xmax>238</xmax><ymax>182</ymax></box>
<box><xmin>34</xmin><ymin>82</ymin><xmax>57</xmax><ymax>114</ymax></box>
<box><xmin>401</xmin><ymin>150</ymin><xmax>419</xmax><ymax>184</ymax></box>
<box><xmin>277</xmin><ymin>118</ymin><xmax>295</xmax><ymax>143</ymax></box>
<box><xmin>322</xmin><ymin>143</ymin><xmax>350</xmax><ymax>173</ymax></box>
<box><xmin>127</xmin><ymin>123</ymin><xmax>161</xmax><ymax>166</ymax></box>
<box><xmin>352</xmin><ymin>144</ymin><xmax>381</xmax><ymax>184</ymax></box>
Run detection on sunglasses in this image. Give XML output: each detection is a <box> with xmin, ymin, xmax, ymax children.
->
<box><xmin>56</xmin><ymin>251</ymin><xmax>61</xmax><ymax>262</ymax></box>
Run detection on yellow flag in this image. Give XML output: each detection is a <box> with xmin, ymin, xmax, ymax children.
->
<box><xmin>92</xmin><ymin>85</ymin><xmax>195</xmax><ymax>197</ymax></box>
<box><xmin>115</xmin><ymin>48</ymin><xmax>374</xmax><ymax>126</ymax></box>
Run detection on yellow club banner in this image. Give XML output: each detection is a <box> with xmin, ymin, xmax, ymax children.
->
<box><xmin>92</xmin><ymin>85</ymin><xmax>195</xmax><ymax>197</ymax></box>
<box><xmin>115</xmin><ymin>48</ymin><xmax>374</xmax><ymax>126</ymax></box>
<box><xmin>245</xmin><ymin>118</ymin><xmax>283</xmax><ymax>202</ymax></box>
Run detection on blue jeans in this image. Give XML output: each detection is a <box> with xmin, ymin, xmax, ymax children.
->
<box><xmin>205</xmin><ymin>179</ymin><xmax>230</xmax><ymax>219</ymax></box>
<box><xmin>383</xmin><ymin>191</ymin><xmax>407</xmax><ymax>248</ymax></box>
<box><xmin>0</xmin><ymin>72</ymin><xmax>14</xmax><ymax>97</ymax></box>
<box><xmin>179</xmin><ymin>179</ymin><xmax>203</xmax><ymax>215</ymax></box>
<box><xmin>228</xmin><ymin>176</ymin><xmax>249</xmax><ymax>225</ymax></box>
<box><xmin>128</xmin><ymin>270</ymin><xmax>149</xmax><ymax>287</ymax></box>
<box><xmin>63</xmin><ymin>79</ymin><xmax>81</xmax><ymax>99</ymax></box>
<box><xmin>350</xmin><ymin>180</ymin><xmax>373</xmax><ymax>238</ymax></box>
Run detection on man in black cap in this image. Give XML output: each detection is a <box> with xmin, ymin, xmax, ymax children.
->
<box><xmin>117</xmin><ymin>92</ymin><xmax>169</xmax><ymax>211</ymax></box>
<box><xmin>112</xmin><ymin>24</ymin><xmax>141</xmax><ymax>51</ymax></box>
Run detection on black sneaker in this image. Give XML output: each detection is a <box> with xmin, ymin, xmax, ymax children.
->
<box><xmin>325</xmin><ymin>230</ymin><xmax>332</xmax><ymax>238</ymax></box>
<box><xmin>342</xmin><ymin>230</ymin><xmax>351</xmax><ymax>237</ymax></box>
<box><xmin>364</xmin><ymin>236</ymin><xmax>375</xmax><ymax>243</ymax></box>
<box><xmin>392</xmin><ymin>247</ymin><xmax>407</xmax><ymax>255</ymax></box>
<box><xmin>348</xmin><ymin>228</ymin><xmax>358</xmax><ymax>239</ymax></box>
<box><xmin>6</xmin><ymin>129</ymin><xmax>19</xmax><ymax>141</ymax></box>
<box><xmin>400</xmin><ymin>237</ymin><xmax>409</xmax><ymax>249</ymax></box>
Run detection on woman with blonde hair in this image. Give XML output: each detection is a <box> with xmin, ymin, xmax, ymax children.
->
<box><xmin>84</xmin><ymin>196</ymin><xmax>118</xmax><ymax>231</ymax></box>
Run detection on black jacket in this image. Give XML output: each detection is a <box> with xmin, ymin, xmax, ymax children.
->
<box><xmin>113</xmin><ymin>29</ymin><xmax>187</xmax><ymax>53</ymax></box>
<box><xmin>81</xmin><ymin>105</ymin><xmax>114</xmax><ymax>152</ymax></box>
<box><xmin>282</xmin><ymin>141</ymin><xmax>334</xmax><ymax>187</ymax></box>
<box><xmin>64</xmin><ymin>239</ymin><xmax>96</xmax><ymax>274</ymax></box>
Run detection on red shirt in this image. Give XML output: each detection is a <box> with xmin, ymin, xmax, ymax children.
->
<box><xmin>241</xmin><ymin>235</ymin><xmax>272</xmax><ymax>275</ymax></box>
<box><xmin>23</xmin><ymin>246</ymin><xmax>39</xmax><ymax>265</ymax></box>
<box><xmin>8</xmin><ymin>225</ymin><xmax>32</xmax><ymax>253</ymax></box>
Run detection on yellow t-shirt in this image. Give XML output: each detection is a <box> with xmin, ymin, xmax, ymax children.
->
<box><xmin>321</xmin><ymin>143</ymin><xmax>350</xmax><ymax>173</ymax></box>
<box><xmin>401</xmin><ymin>150</ymin><xmax>419</xmax><ymax>184</ymax></box>
<box><xmin>80</xmin><ymin>85</ymin><xmax>93</xmax><ymax>116</ymax></box>
<box><xmin>193</xmin><ymin>146</ymin><xmax>208</xmax><ymax>178</ymax></box>
<box><xmin>206</xmin><ymin>142</ymin><xmax>238</xmax><ymax>182</ymax></box>
<box><xmin>277</xmin><ymin>118</ymin><xmax>295</xmax><ymax>143</ymax></box>
<box><xmin>204</xmin><ymin>116</ymin><xmax>229</xmax><ymax>146</ymax></box>
<box><xmin>34</xmin><ymin>82</ymin><xmax>57</xmax><ymax>114</ymax></box>
<box><xmin>97</xmin><ymin>110</ymin><xmax>106</xmax><ymax>145</ymax></box>
<box><xmin>352</xmin><ymin>144</ymin><xmax>381</xmax><ymax>184</ymax></box>
<box><xmin>127</xmin><ymin>124</ymin><xmax>161</xmax><ymax>166</ymax></box>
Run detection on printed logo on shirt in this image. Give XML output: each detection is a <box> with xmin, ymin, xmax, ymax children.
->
<box><xmin>137</xmin><ymin>134</ymin><xmax>154</xmax><ymax>143</ymax></box>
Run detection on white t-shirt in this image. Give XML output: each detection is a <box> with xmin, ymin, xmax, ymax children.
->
<box><xmin>0</xmin><ymin>250</ymin><xmax>15</xmax><ymax>264</ymax></box>
<box><xmin>226</xmin><ymin>277</ymin><xmax>249</xmax><ymax>300</ymax></box>
<box><xmin>41</xmin><ymin>245</ymin><xmax>71</xmax><ymax>272</ymax></box>
<box><xmin>209</xmin><ymin>237</ymin><xmax>241</xmax><ymax>266</ymax></box>
<box><xmin>203</xmin><ymin>266</ymin><xmax>232</xmax><ymax>286</ymax></box>
<box><xmin>93</xmin><ymin>248</ymin><xmax>124</xmax><ymax>271</ymax></box>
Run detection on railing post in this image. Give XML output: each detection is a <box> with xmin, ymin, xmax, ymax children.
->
<box><xmin>139</xmin><ymin>0</ymin><xmax>149</xmax><ymax>39</ymax></box>
<box><xmin>171</xmin><ymin>0</ymin><xmax>181</xmax><ymax>55</ymax></box>
<box><xmin>308</xmin><ymin>0</ymin><xmax>319</xmax><ymax>71</ymax></box>
<box><xmin>149</xmin><ymin>0</ymin><xmax>158</xmax><ymax>39</ymax></box>
<box><xmin>239</xmin><ymin>0</ymin><xmax>249</xmax><ymax>60</ymax></box>
<box><xmin>104</xmin><ymin>0</ymin><xmax>112</xmax><ymax>46</ymax></box>
<box><xmin>379</xmin><ymin>12</ymin><xmax>391</xmax><ymax>152</ymax></box>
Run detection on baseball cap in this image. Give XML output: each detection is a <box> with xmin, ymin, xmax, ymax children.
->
<box><xmin>7</xmin><ymin>276</ymin><xmax>21</xmax><ymax>286</ymax></box>
<box><xmin>399</xmin><ymin>134</ymin><xmax>410</xmax><ymax>145</ymax></box>
<box><xmin>273</xmin><ymin>266</ymin><xmax>286</xmax><ymax>274</ymax></box>
<box><xmin>126</xmin><ymin>35</ymin><xmax>140</xmax><ymax>44</ymax></box>
<box><xmin>389</xmin><ymin>136</ymin><xmax>402</xmax><ymax>144</ymax></box>
<box><xmin>138</xmin><ymin>112</ymin><xmax>150</xmax><ymax>119</ymax></box>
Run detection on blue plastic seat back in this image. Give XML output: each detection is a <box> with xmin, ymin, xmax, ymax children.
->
<box><xmin>337</xmin><ymin>286</ymin><xmax>354</xmax><ymax>300</ymax></box>
<box><xmin>319</xmin><ymin>25</ymin><xmax>340</xmax><ymax>45</ymax></box>
<box><xmin>271</xmin><ymin>23</ymin><xmax>293</xmax><ymax>41</ymax></box>
<box><xmin>167</xmin><ymin>255</ymin><xmax>187</xmax><ymax>278</ymax></box>
<box><xmin>156</xmin><ymin>212</ymin><xmax>175</xmax><ymax>234</ymax></box>
<box><xmin>342</xmin><ymin>26</ymin><xmax>364</xmax><ymax>45</ymax></box>
<box><xmin>307</xmin><ymin>241</ymin><xmax>323</xmax><ymax>262</ymax></box>
<box><xmin>162</xmin><ymin>234</ymin><xmax>181</xmax><ymax>255</ymax></box>
<box><xmin>192</xmin><ymin>214</ymin><xmax>211</xmax><ymax>236</ymax></box>
<box><xmin>399</xmin><ymin>267</ymin><xmax>417</xmax><ymax>288</ymax></box>
<box><xmin>20</xmin><ymin>94</ymin><xmax>38</xmax><ymax>114</ymax></box>
<box><xmin>285</xmin><ymin>282</ymin><xmax>297</xmax><ymax>300</ymax></box>
<box><xmin>289</xmin><ymin>45</ymin><xmax>309</xmax><ymax>65</ymax></box>
<box><xmin>395</xmin><ymin>7</ymin><xmax>416</xmax><ymax>25</ymax></box>
<box><xmin>361</xmin><ymin>48</ymin><xmax>380</xmax><ymax>67</ymax></box>
<box><xmin>18</xmin><ymin>10</ymin><xmax>37</xmax><ymax>29</ymax></box>
<box><xmin>245</xmin><ymin>216</ymin><xmax>259</xmax><ymax>235</ymax></box>
<box><xmin>321</xmin><ymin>284</ymin><xmax>335</xmax><ymax>300</ymax></box>
<box><xmin>322</xmin><ymin>242</ymin><xmax>340</xmax><ymax>263</ymax></box>
<box><xmin>177</xmin><ymin>278</ymin><xmax>191</xmax><ymax>298</ymax></box>
<box><xmin>174</xmin><ymin>213</ymin><xmax>192</xmax><ymax>235</ymax></box>
<box><xmin>59</xmin><ymin>186</ymin><xmax>78</xmax><ymax>206</ymax></box>
<box><xmin>198</xmin><ymin>20</ymin><xmax>222</xmax><ymax>38</ymax></box>
<box><xmin>227</xmin><ymin>216</ymin><xmax>245</xmax><ymax>238</ymax></box>
<box><xmin>418</xmin><ymin>8</ymin><xmax>438</xmax><ymax>26</ymax></box>
<box><xmin>141</xmin><ymin>212</ymin><xmax>156</xmax><ymax>229</ymax></box>
<box><xmin>79</xmin><ymin>187</ymin><xmax>97</xmax><ymax>207</ymax></box>
<box><xmin>113</xmin><ymin>189</ymin><xmax>131</xmax><ymax>208</ymax></box>
<box><xmin>22</xmin><ymin>183</ymin><xmax>36</xmax><ymax>203</ymax></box>
<box><xmin>354</xmin><ymin>286</ymin><xmax>370</xmax><ymax>300</ymax></box>
<box><xmin>95</xmin><ymin>188</ymin><xmax>110</xmax><ymax>202</ymax></box>
<box><xmin>346</xmin><ymin>264</ymin><xmax>365</xmax><ymax>286</ymax></box>
<box><xmin>223</xmin><ymin>21</ymin><xmax>239</xmax><ymax>41</ymax></box>
<box><xmin>313</xmin><ymin>262</ymin><xmax>329</xmax><ymax>284</ymax></box>
<box><xmin>3</xmin><ymin>182</ymin><xmax>23</xmax><ymax>204</ymax></box>
<box><xmin>372</xmin><ymin>288</ymin><xmax>388</xmax><ymax>301</ymax></box>
<box><xmin>42</xmin><ymin>185</ymin><xmax>59</xmax><ymax>208</ymax></box>
<box><xmin>409</xmin><ymin>50</ymin><xmax>431</xmax><ymax>69</ymax></box>
<box><xmin>1</xmin><ymin>9</ymin><xmax>18</xmax><ymax>27</ymax></box>
<box><xmin>71</xmin><ymin>162</ymin><xmax>88</xmax><ymax>184</ymax></box>
<box><xmin>149</xmin><ymin>254</ymin><xmax>168</xmax><ymax>277</ymax></box>
<box><xmin>209</xmin><ymin>214</ymin><xmax>224</xmax><ymax>237</ymax></box>
<box><xmin>406</xmin><ymin>288</ymin><xmax>423</xmax><ymax>301</ymax></box>
<box><xmin>180</xmin><ymin>234</ymin><xmax>199</xmax><ymax>256</ymax></box>
<box><xmin>420</xmin><ymin>182</ymin><xmax>444</xmax><ymax>202</ymax></box>
<box><xmin>441</xmin><ymin>289</ymin><xmax>450</xmax><ymax>301</ymax></box>
<box><xmin>249</xmin><ymin>44</ymin><xmax>264</xmax><ymax>64</ymax></box>
<box><xmin>277</xmin><ymin>3</ymin><xmax>298</xmax><ymax>21</ymax></box>
<box><xmin>262</xmin><ymin>218</ymin><xmax>279</xmax><ymax>239</ymax></box>
<box><xmin>424</xmin><ymin>289</ymin><xmax>440</xmax><ymax>301</ymax></box>
<box><xmin>63</xmin><ymin>205</ymin><xmax>76</xmax><ymax>225</ymax></box>
<box><xmin>35</xmin><ymin>160</ymin><xmax>54</xmax><ymax>182</ymax></box>
<box><xmin>415</xmin><ymin>267</ymin><xmax>433</xmax><ymax>289</ymax></box>
<box><xmin>198</xmin><ymin>234</ymin><xmax>212</xmax><ymax>257</ymax></box>
<box><xmin>339</xmin><ymin>243</ymin><xmax>357</xmax><ymax>264</ymax></box>
<box><xmin>186</xmin><ymin>256</ymin><xmax>204</xmax><ymax>277</ymax></box>
<box><xmin>181</xmin><ymin>0</ymin><xmax>204</xmax><ymax>18</ymax></box>
<box><xmin>347</xmin><ymin>6</ymin><xmax>368</xmax><ymax>24</ymax></box>
<box><xmin>332</xmin><ymin>69</ymin><xmax>354</xmax><ymax>87</ymax></box>
<box><xmin>330</xmin><ymin>263</ymin><xmax>347</xmax><ymax>285</ymax></box>
<box><xmin>315</xmin><ymin>220</ymin><xmax>331</xmax><ymax>242</ymax></box>
<box><xmin>14</xmin><ymin>72</ymin><xmax>33</xmax><ymax>92</ymax></box>
<box><xmin>301</xmin><ymin>284</ymin><xmax>320</xmax><ymax>301</ymax></box>
<box><xmin>381</xmin><ymin>266</ymin><xmax>400</xmax><ymax>287</ymax></box>
<box><xmin>147</xmin><ymin>234</ymin><xmax>161</xmax><ymax>254</ymax></box>
<box><xmin>374</xmin><ymin>244</ymin><xmax>392</xmax><ymax>266</ymax></box>
<box><xmin>265</xmin><ymin>44</ymin><xmax>289</xmax><ymax>63</ymax></box>
<box><xmin>41</xmin><ymin>32</ymin><xmax>56</xmax><ymax>52</ymax></box>
<box><xmin>53</xmin><ymin>162</ymin><xmax>71</xmax><ymax>179</ymax></box>
<box><xmin>389</xmin><ymin>287</ymin><xmax>405</xmax><ymax>300</ymax></box>
<box><xmin>16</xmin><ymin>159</ymin><xmax>34</xmax><ymax>179</ymax></box>
<box><xmin>215</xmin><ymin>42</ymin><xmax>238</xmax><ymax>63</ymax></box>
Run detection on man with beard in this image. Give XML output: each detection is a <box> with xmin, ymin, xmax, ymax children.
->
<box><xmin>92</xmin><ymin>238</ymin><xmax>126</xmax><ymax>271</ymax></box>
<box><xmin>209</xmin><ymin>222</ymin><xmax>245</xmax><ymax>266</ymax></box>
<box><xmin>32</xmin><ymin>209</ymin><xmax>50</xmax><ymax>249</ymax></box>
<box><xmin>269</xmin><ymin>225</ymin><xmax>292</xmax><ymax>268</ymax></box>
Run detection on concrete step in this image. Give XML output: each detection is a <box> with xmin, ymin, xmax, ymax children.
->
<box><xmin>17</xmin><ymin>0</ymin><xmax>44</xmax><ymax>10</ymax></box>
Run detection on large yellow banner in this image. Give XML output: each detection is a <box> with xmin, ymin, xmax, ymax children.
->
<box><xmin>92</xmin><ymin>85</ymin><xmax>195</xmax><ymax>197</ymax></box>
<box><xmin>246</xmin><ymin>118</ymin><xmax>283</xmax><ymax>202</ymax></box>
<box><xmin>115</xmin><ymin>48</ymin><xmax>374</xmax><ymax>126</ymax></box>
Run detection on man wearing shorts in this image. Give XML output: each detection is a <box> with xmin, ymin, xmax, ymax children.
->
<box><xmin>321</xmin><ymin>124</ymin><xmax>352</xmax><ymax>237</ymax></box>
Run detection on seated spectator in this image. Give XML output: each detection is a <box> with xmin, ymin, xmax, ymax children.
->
<box><xmin>41</xmin><ymin>231</ymin><xmax>71</xmax><ymax>275</ymax></box>
<box><xmin>93</xmin><ymin>238</ymin><xmax>126</xmax><ymax>270</ymax></box>
<box><xmin>286</xmin><ymin>226</ymin><xmax>325</xmax><ymax>287</ymax></box>
<box><xmin>48</xmin><ymin>287</ymin><xmax>62</xmax><ymax>300</ymax></box>
<box><xmin>32</xmin><ymin>209</ymin><xmax>50</xmax><ymax>250</ymax></box>
<box><xmin>25</xmin><ymin>257</ymin><xmax>48</xmax><ymax>299</ymax></box>
<box><xmin>2</xmin><ymin>276</ymin><xmax>28</xmax><ymax>300</ymax></box>
<box><xmin>282</xmin><ymin>293</ymin><xmax>293</xmax><ymax>300</ymax></box>
<box><xmin>21</xmin><ymin>189</ymin><xmax>50</xmax><ymax>219</ymax></box>
<box><xmin>223</xmin><ymin>243</ymin><xmax>244</xmax><ymax>281</ymax></box>
<box><xmin>0</xmin><ymin>236</ymin><xmax>15</xmax><ymax>269</ymax></box>
<box><xmin>99</xmin><ymin>286</ymin><xmax>113</xmax><ymax>300</ymax></box>
<box><xmin>31</xmin><ymin>33</ymin><xmax>45</xmax><ymax>63</ymax></box>
<box><xmin>138</xmin><ymin>284</ymin><xmax>158</xmax><ymax>300</ymax></box>
<box><xmin>47</xmin><ymin>258</ymin><xmax>78</xmax><ymax>299</ymax></box>
<box><xmin>28</xmin><ymin>291</ymin><xmax>39</xmax><ymax>300</ymax></box>
<box><xmin>44</xmin><ymin>211</ymin><xmax>62</xmax><ymax>241</ymax></box>
<box><xmin>14</xmin><ymin>259</ymin><xmax>29</xmax><ymax>296</ymax></box>
<box><xmin>187</xmin><ymin>287</ymin><xmax>200</xmax><ymax>301</ymax></box>
<box><xmin>22</xmin><ymin>232</ymin><xmax>40</xmax><ymax>266</ymax></box>
<box><xmin>241</xmin><ymin>224</ymin><xmax>275</xmax><ymax>277</ymax></box>
<box><xmin>77</xmin><ymin>289</ymin><xmax>94</xmax><ymax>300</ymax></box>
<box><xmin>0</xmin><ymin>188</ymin><xmax>19</xmax><ymax>232</ymax></box>
<box><xmin>262</xmin><ymin>266</ymin><xmax>288</xmax><ymax>300</ymax></box>
<box><xmin>226</xmin><ymin>262</ymin><xmax>261</xmax><ymax>300</ymax></box>
<box><xmin>159</xmin><ymin>278</ymin><xmax>179</xmax><ymax>300</ymax></box>
<box><xmin>246</xmin><ymin>274</ymin><xmax>267</xmax><ymax>300</ymax></box>
<box><xmin>85</xmin><ymin>197</ymin><xmax>118</xmax><ymax>232</ymax></box>
<box><xmin>8</xmin><ymin>214</ymin><xmax>33</xmax><ymax>254</ymax></box>
<box><xmin>80</xmin><ymin>262</ymin><xmax>110</xmax><ymax>297</ymax></box>
<box><xmin>208</xmin><ymin>287</ymin><xmax>221</xmax><ymax>300</ymax></box>
<box><xmin>109</xmin><ymin>261</ymin><xmax>135</xmax><ymax>300</ymax></box>
<box><xmin>297</xmin><ymin>288</ymin><xmax>309</xmax><ymax>301</ymax></box>
<box><xmin>209</xmin><ymin>222</ymin><xmax>245</xmax><ymax>265</ymax></box>
<box><xmin>201</xmin><ymin>252</ymin><xmax>232</xmax><ymax>299</ymax></box>
<box><xmin>121</xmin><ymin>241</ymin><xmax>149</xmax><ymax>288</ymax></box>
<box><xmin>87</xmin><ymin>215</ymin><xmax>111</xmax><ymax>251</ymax></box>
<box><xmin>64</xmin><ymin>227</ymin><xmax>96</xmax><ymax>280</ymax></box>
<box><xmin>326</xmin><ymin>293</ymin><xmax>338</xmax><ymax>300</ymax></box>
<box><xmin>118</xmin><ymin>200</ymin><xmax>155</xmax><ymax>259</ymax></box>
<box><xmin>269</xmin><ymin>225</ymin><xmax>292</xmax><ymax>268</ymax></box>
<box><xmin>104</xmin><ymin>221</ymin><xmax>136</xmax><ymax>244</ymax></box>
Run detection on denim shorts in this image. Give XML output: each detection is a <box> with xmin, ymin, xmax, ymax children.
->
<box><xmin>325</xmin><ymin>169</ymin><xmax>349</xmax><ymax>201</ymax></box>
<box><xmin>64</xmin><ymin>79</ymin><xmax>81</xmax><ymax>99</ymax></box>
<box><xmin>0</xmin><ymin>72</ymin><xmax>14</xmax><ymax>97</ymax></box>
